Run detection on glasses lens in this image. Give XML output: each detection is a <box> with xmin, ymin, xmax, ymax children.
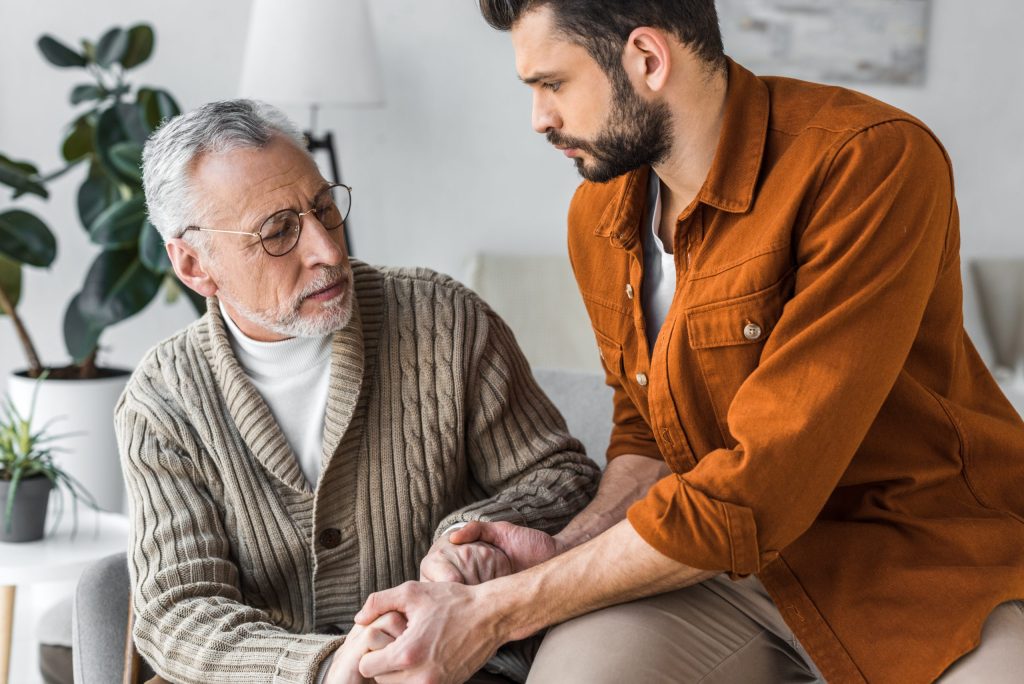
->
<box><xmin>314</xmin><ymin>185</ymin><xmax>350</xmax><ymax>230</ymax></box>
<box><xmin>259</xmin><ymin>211</ymin><xmax>301</xmax><ymax>256</ymax></box>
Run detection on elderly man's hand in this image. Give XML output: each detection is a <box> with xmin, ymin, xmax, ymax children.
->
<box><xmin>355</xmin><ymin>581</ymin><xmax>505</xmax><ymax>684</ymax></box>
<box><xmin>448</xmin><ymin>521</ymin><xmax>565</xmax><ymax>573</ymax></box>
<box><xmin>419</xmin><ymin>529</ymin><xmax>513</xmax><ymax>584</ymax></box>
<box><xmin>325</xmin><ymin>612</ymin><xmax>406</xmax><ymax>684</ymax></box>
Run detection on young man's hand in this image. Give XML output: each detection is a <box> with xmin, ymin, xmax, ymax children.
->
<box><xmin>419</xmin><ymin>530</ymin><xmax>512</xmax><ymax>584</ymax></box>
<box><xmin>355</xmin><ymin>581</ymin><xmax>505</xmax><ymax>684</ymax></box>
<box><xmin>325</xmin><ymin>612</ymin><xmax>406</xmax><ymax>684</ymax></box>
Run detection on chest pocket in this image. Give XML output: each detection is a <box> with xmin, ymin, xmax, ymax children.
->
<box><xmin>685</xmin><ymin>273</ymin><xmax>792</xmax><ymax>444</ymax></box>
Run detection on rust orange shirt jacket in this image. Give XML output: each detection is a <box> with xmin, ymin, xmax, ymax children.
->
<box><xmin>568</xmin><ymin>59</ymin><xmax>1024</xmax><ymax>684</ymax></box>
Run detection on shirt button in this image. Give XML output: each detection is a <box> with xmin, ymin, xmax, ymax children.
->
<box><xmin>743</xmin><ymin>322</ymin><xmax>763</xmax><ymax>341</ymax></box>
<box><xmin>625</xmin><ymin>284</ymin><xmax>634</xmax><ymax>300</ymax></box>
<box><xmin>318</xmin><ymin>528</ymin><xmax>342</xmax><ymax>549</ymax></box>
<box><xmin>636</xmin><ymin>373</ymin><xmax>648</xmax><ymax>387</ymax></box>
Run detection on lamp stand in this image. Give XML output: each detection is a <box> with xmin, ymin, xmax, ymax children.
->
<box><xmin>304</xmin><ymin>105</ymin><xmax>352</xmax><ymax>254</ymax></box>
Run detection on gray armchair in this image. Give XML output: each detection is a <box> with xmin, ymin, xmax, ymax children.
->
<box><xmin>71</xmin><ymin>368</ymin><xmax>612</xmax><ymax>683</ymax></box>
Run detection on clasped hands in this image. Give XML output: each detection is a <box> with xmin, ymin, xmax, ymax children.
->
<box><xmin>325</xmin><ymin>521</ymin><xmax>563</xmax><ymax>684</ymax></box>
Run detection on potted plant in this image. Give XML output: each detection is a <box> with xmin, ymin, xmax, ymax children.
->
<box><xmin>2</xmin><ymin>23</ymin><xmax>201</xmax><ymax>512</ymax></box>
<box><xmin>0</xmin><ymin>375</ymin><xmax>98</xmax><ymax>543</ymax></box>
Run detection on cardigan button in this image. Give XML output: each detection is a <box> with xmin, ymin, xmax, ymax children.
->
<box><xmin>318</xmin><ymin>528</ymin><xmax>342</xmax><ymax>549</ymax></box>
<box><xmin>636</xmin><ymin>373</ymin><xmax>648</xmax><ymax>387</ymax></box>
<box><xmin>743</xmin><ymin>322</ymin><xmax>763</xmax><ymax>341</ymax></box>
<box><xmin>625</xmin><ymin>284</ymin><xmax>634</xmax><ymax>300</ymax></box>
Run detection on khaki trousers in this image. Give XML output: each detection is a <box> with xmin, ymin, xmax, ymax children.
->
<box><xmin>526</xmin><ymin>574</ymin><xmax>1024</xmax><ymax>683</ymax></box>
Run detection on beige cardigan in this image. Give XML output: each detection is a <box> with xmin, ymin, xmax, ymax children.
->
<box><xmin>116</xmin><ymin>261</ymin><xmax>600</xmax><ymax>683</ymax></box>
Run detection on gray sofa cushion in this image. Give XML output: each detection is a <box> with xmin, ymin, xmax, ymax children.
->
<box><xmin>533</xmin><ymin>368</ymin><xmax>612</xmax><ymax>469</ymax></box>
<box><xmin>72</xmin><ymin>552</ymin><xmax>132</xmax><ymax>684</ymax></box>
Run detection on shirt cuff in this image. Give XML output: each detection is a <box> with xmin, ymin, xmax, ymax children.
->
<box><xmin>627</xmin><ymin>473</ymin><xmax>762</xmax><ymax>577</ymax></box>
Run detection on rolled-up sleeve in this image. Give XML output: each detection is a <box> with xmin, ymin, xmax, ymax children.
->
<box><xmin>627</xmin><ymin>121</ymin><xmax>954</xmax><ymax>575</ymax></box>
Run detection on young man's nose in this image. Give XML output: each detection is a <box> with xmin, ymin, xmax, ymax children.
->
<box><xmin>532</xmin><ymin>94</ymin><xmax>562</xmax><ymax>134</ymax></box>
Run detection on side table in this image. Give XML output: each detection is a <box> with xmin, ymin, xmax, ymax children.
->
<box><xmin>0</xmin><ymin>510</ymin><xmax>129</xmax><ymax>684</ymax></box>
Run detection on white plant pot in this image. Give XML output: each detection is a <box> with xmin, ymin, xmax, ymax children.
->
<box><xmin>6</xmin><ymin>370</ymin><xmax>131</xmax><ymax>513</ymax></box>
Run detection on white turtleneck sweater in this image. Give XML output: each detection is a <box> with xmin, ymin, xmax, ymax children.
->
<box><xmin>219</xmin><ymin>301</ymin><xmax>331</xmax><ymax>487</ymax></box>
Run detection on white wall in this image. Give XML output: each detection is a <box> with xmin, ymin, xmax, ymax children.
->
<box><xmin>1</xmin><ymin>0</ymin><xmax>1022</xmax><ymax>383</ymax></box>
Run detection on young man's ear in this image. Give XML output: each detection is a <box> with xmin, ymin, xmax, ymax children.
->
<box><xmin>622</xmin><ymin>26</ymin><xmax>673</xmax><ymax>94</ymax></box>
<box><xmin>166</xmin><ymin>238</ymin><xmax>218</xmax><ymax>298</ymax></box>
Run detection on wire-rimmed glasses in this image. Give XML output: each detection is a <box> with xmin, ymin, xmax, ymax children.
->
<box><xmin>183</xmin><ymin>183</ymin><xmax>351</xmax><ymax>257</ymax></box>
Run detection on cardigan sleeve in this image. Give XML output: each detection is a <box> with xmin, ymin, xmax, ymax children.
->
<box><xmin>117</xmin><ymin>405</ymin><xmax>344</xmax><ymax>684</ymax></box>
<box><xmin>433</xmin><ymin>306</ymin><xmax>601</xmax><ymax>540</ymax></box>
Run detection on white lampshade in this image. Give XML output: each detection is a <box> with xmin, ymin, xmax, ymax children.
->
<box><xmin>240</xmin><ymin>0</ymin><xmax>384</xmax><ymax>107</ymax></box>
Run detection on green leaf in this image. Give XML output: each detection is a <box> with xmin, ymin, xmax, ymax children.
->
<box><xmin>95</xmin><ymin>28</ymin><xmax>128</xmax><ymax>68</ymax></box>
<box><xmin>121</xmin><ymin>25</ymin><xmax>154</xmax><ymax>69</ymax></box>
<box><xmin>94</xmin><ymin>106</ymin><xmax>131</xmax><ymax>183</ymax></box>
<box><xmin>63</xmin><ymin>293</ymin><xmax>103</xmax><ymax>363</ymax></box>
<box><xmin>75</xmin><ymin>247</ymin><xmax>163</xmax><ymax>330</ymax></box>
<box><xmin>70</xmin><ymin>84</ymin><xmax>103</xmax><ymax>105</ymax></box>
<box><xmin>0</xmin><ymin>210</ymin><xmax>57</xmax><ymax>267</ymax></box>
<box><xmin>0</xmin><ymin>155</ymin><xmax>47</xmax><ymax>199</ymax></box>
<box><xmin>89</xmin><ymin>194</ymin><xmax>146</xmax><ymax>247</ymax></box>
<box><xmin>62</xmin><ymin>115</ymin><xmax>95</xmax><ymax>162</ymax></box>
<box><xmin>77</xmin><ymin>166</ymin><xmax>119</xmax><ymax>229</ymax></box>
<box><xmin>139</xmin><ymin>221</ymin><xmax>170</xmax><ymax>273</ymax></box>
<box><xmin>0</xmin><ymin>154</ymin><xmax>38</xmax><ymax>178</ymax></box>
<box><xmin>37</xmin><ymin>35</ymin><xmax>87</xmax><ymax>68</ymax></box>
<box><xmin>108</xmin><ymin>141</ymin><xmax>143</xmax><ymax>182</ymax></box>
<box><xmin>138</xmin><ymin>88</ymin><xmax>181</xmax><ymax>131</ymax></box>
<box><xmin>115</xmin><ymin>103</ymin><xmax>149</xmax><ymax>145</ymax></box>
<box><xmin>0</xmin><ymin>254</ymin><xmax>22</xmax><ymax>312</ymax></box>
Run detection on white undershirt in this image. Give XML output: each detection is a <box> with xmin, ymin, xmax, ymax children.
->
<box><xmin>641</xmin><ymin>171</ymin><xmax>677</xmax><ymax>350</ymax></box>
<box><xmin>219</xmin><ymin>302</ymin><xmax>332</xmax><ymax>488</ymax></box>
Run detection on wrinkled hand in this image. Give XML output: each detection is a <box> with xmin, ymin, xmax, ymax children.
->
<box><xmin>448</xmin><ymin>521</ymin><xmax>564</xmax><ymax>573</ymax></box>
<box><xmin>354</xmin><ymin>580</ymin><xmax>506</xmax><ymax>684</ymax></box>
<box><xmin>325</xmin><ymin>612</ymin><xmax>406</xmax><ymax>684</ymax></box>
<box><xmin>419</xmin><ymin>531</ymin><xmax>512</xmax><ymax>584</ymax></box>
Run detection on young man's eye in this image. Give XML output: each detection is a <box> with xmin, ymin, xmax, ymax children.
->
<box><xmin>543</xmin><ymin>81</ymin><xmax>562</xmax><ymax>92</ymax></box>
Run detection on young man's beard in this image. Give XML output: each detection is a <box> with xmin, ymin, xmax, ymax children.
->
<box><xmin>547</xmin><ymin>71</ymin><xmax>674</xmax><ymax>183</ymax></box>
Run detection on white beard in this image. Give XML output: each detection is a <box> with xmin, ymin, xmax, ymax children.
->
<box><xmin>219</xmin><ymin>267</ymin><xmax>354</xmax><ymax>338</ymax></box>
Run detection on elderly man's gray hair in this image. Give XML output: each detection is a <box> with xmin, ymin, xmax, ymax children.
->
<box><xmin>142</xmin><ymin>99</ymin><xmax>307</xmax><ymax>241</ymax></box>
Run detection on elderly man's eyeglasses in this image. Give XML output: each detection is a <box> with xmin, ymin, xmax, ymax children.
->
<box><xmin>183</xmin><ymin>183</ymin><xmax>352</xmax><ymax>257</ymax></box>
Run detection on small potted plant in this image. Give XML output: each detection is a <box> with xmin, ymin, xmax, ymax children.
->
<box><xmin>0</xmin><ymin>376</ymin><xmax>98</xmax><ymax>543</ymax></box>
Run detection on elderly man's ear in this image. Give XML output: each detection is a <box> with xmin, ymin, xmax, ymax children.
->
<box><xmin>166</xmin><ymin>239</ymin><xmax>218</xmax><ymax>298</ymax></box>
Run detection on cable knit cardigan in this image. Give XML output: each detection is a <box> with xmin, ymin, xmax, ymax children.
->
<box><xmin>116</xmin><ymin>261</ymin><xmax>600</xmax><ymax>683</ymax></box>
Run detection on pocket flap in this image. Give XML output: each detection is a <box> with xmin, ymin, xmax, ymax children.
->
<box><xmin>686</xmin><ymin>277</ymin><xmax>789</xmax><ymax>350</ymax></box>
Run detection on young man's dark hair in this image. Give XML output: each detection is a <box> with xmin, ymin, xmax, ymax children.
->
<box><xmin>478</xmin><ymin>0</ymin><xmax>726</xmax><ymax>73</ymax></box>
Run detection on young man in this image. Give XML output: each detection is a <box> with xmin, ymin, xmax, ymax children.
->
<box><xmin>352</xmin><ymin>2</ymin><xmax>1024</xmax><ymax>682</ymax></box>
<box><xmin>118</xmin><ymin>99</ymin><xmax>599</xmax><ymax>684</ymax></box>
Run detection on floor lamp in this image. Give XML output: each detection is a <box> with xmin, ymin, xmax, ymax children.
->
<box><xmin>239</xmin><ymin>0</ymin><xmax>385</xmax><ymax>255</ymax></box>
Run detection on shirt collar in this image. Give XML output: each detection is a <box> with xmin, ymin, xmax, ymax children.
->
<box><xmin>595</xmin><ymin>57</ymin><xmax>770</xmax><ymax>241</ymax></box>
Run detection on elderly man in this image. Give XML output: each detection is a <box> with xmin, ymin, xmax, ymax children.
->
<box><xmin>116</xmin><ymin>99</ymin><xmax>599</xmax><ymax>684</ymax></box>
